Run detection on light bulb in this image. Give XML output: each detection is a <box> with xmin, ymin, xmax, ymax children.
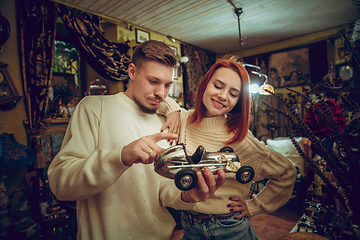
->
<box><xmin>250</xmin><ymin>84</ymin><xmax>260</xmax><ymax>94</ymax></box>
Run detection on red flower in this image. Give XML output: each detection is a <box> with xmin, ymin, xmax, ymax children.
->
<box><xmin>304</xmin><ymin>99</ymin><xmax>347</xmax><ymax>139</ymax></box>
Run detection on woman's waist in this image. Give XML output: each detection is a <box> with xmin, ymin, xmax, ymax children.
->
<box><xmin>182</xmin><ymin>209</ymin><xmax>237</xmax><ymax>220</ymax></box>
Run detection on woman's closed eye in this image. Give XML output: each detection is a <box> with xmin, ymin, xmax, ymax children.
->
<box><xmin>214</xmin><ymin>84</ymin><xmax>222</xmax><ymax>89</ymax></box>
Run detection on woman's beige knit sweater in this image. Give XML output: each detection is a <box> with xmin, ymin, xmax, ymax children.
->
<box><xmin>178</xmin><ymin>110</ymin><xmax>297</xmax><ymax>216</ymax></box>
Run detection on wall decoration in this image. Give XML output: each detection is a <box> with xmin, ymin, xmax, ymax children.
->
<box><xmin>334</xmin><ymin>37</ymin><xmax>351</xmax><ymax>65</ymax></box>
<box><xmin>0</xmin><ymin>13</ymin><xmax>11</xmax><ymax>47</ymax></box>
<box><xmin>0</xmin><ymin>62</ymin><xmax>22</xmax><ymax>111</ymax></box>
<box><xmin>135</xmin><ymin>28</ymin><xmax>150</xmax><ymax>43</ymax></box>
<box><xmin>268</xmin><ymin>47</ymin><xmax>311</xmax><ymax>88</ymax></box>
<box><xmin>46</xmin><ymin>72</ymin><xmax>79</xmax><ymax>119</ymax></box>
<box><xmin>169</xmin><ymin>45</ymin><xmax>178</xmax><ymax>79</ymax></box>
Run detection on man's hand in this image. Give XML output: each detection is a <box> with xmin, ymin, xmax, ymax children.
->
<box><xmin>160</xmin><ymin>111</ymin><xmax>180</xmax><ymax>145</ymax></box>
<box><xmin>181</xmin><ymin>168</ymin><xmax>226</xmax><ymax>203</ymax></box>
<box><xmin>227</xmin><ymin>196</ymin><xmax>250</xmax><ymax>219</ymax></box>
<box><xmin>121</xmin><ymin>132</ymin><xmax>178</xmax><ymax>166</ymax></box>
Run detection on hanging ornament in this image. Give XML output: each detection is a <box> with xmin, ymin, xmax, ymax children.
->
<box><xmin>339</xmin><ymin>65</ymin><xmax>353</xmax><ymax>81</ymax></box>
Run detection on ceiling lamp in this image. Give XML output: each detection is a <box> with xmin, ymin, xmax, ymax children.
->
<box><xmin>227</xmin><ymin>0</ymin><xmax>274</xmax><ymax>94</ymax></box>
<box><xmin>234</xmin><ymin>7</ymin><xmax>244</xmax><ymax>61</ymax></box>
<box><xmin>180</xmin><ymin>56</ymin><xmax>189</xmax><ymax>63</ymax></box>
<box><xmin>259</xmin><ymin>83</ymin><xmax>275</xmax><ymax>95</ymax></box>
<box><xmin>227</xmin><ymin>0</ymin><xmax>244</xmax><ymax>61</ymax></box>
<box><xmin>251</xmin><ymin>71</ymin><xmax>274</xmax><ymax>95</ymax></box>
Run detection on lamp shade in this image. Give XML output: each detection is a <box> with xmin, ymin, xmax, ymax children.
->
<box><xmin>180</xmin><ymin>56</ymin><xmax>189</xmax><ymax>63</ymax></box>
<box><xmin>259</xmin><ymin>84</ymin><xmax>274</xmax><ymax>95</ymax></box>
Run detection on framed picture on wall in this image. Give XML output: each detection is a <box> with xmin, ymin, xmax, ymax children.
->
<box><xmin>169</xmin><ymin>45</ymin><xmax>178</xmax><ymax>79</ymax></box>
<box><xmin>268</xmin><ymin>47</ymin><xmax>310</xmax><ymax>88</ymax></box>
<box><xmin>135</xmin><ymin>28</ymin><xmax>150</xmax><ymax>43</ymax></box>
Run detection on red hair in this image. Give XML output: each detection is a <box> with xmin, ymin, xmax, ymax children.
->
<box><xmin>188</xmin><ymin>57</ymin><xmax>251</xmax><ymax>144</ymax></box>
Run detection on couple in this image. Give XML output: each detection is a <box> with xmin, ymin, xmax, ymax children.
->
<box><xmin>48</xmin><ymin>40</ymin><xmax>296</xmax><ymax>240</ymax></box>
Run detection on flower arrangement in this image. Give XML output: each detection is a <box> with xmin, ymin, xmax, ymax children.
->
<box><xmin>304</xmin><ymin>99</ymin><xmax>347</xmax><ymax>139</ymax></box>
<box><xmin>262</xmin><ymin>72</ymin><xmax>360</xmax><ymax>239</ymax></box>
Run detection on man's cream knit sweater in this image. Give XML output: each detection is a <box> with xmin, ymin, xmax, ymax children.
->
<box><xmin>48</xmin><ymin>93</ymin><xmax>195</xmax><ymax>240</ymax></box>
<box><xmin>178</xmin><ymin>110</ymin><xmax>297</xmax><ymax>216</ymax></box>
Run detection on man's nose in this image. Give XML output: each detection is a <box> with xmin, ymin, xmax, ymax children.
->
<box><xmin>154</xmin><ymin>85</ymin><xmax>165</xmax><ymax>98</ymax></box>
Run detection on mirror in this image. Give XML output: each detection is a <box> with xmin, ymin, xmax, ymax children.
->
<box><xmin>87</xmin><ymin>78</ymin><xmax>109</xmax><ymax>96</ymax></box>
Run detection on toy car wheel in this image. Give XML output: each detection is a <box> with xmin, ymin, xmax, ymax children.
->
<box><xmin>236</xmin><ymin>166</ymin><xmax>255</xmax><ymax>184</ymax></box>
<box><xmin>175</xmin><ymin>169</ymin><xmax>198</xmax><ymax>191</ymax></box>
<box><xmin>219</xmin><ymin>146</ymin><xmax>234</xmax><ymax>152</ymax></box>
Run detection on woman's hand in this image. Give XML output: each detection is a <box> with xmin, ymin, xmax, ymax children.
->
<box><xmin>181</xmin><ymin>169</ymin><xmax>226</xmax><ymax>203</ymax></box>
<box><xmin>227</xmin><ymin>196</ymin><xmax>250</xmax><ymax>219</ymax></box>
<box><xmin>161</xmin><ymin>111</ymin><xmax>181</xmax><ymax>145</ymax></box>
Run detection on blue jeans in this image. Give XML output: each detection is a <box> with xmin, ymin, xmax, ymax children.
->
<box><xmin>181</xmin><ymin>211</ymin><xmax>258</xmax><ymax>240</ymax></box>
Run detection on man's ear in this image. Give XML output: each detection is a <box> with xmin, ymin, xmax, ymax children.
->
<box><xmin>128</xmin><ymin>63</ymin><xmax>136</xmax><ymax>79</ymax></box>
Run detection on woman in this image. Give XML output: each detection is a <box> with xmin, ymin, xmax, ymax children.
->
<box><xmin>161</xmin><ymin>57</ymin><xmax>296</xmax><ymax>240</ymax></box>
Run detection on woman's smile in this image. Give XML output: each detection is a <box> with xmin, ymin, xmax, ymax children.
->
<box><xmin>212</xmin><ymin>98</ymin><xmax>225</xmax><ymax>108</ymax></box>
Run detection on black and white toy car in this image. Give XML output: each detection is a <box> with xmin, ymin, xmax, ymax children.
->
<box><xmin>154</xmin><ymin>144</ymin><xmax>255</xmax><ymax>191</ymax></box>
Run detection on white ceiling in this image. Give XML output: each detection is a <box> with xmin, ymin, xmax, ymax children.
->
<box><xmin>52</xmin><ymin>0</ymin><xmax>359</xmax><ymax>54</ymax></box>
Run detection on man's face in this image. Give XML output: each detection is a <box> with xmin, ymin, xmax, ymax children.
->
<box><xmin>126</xmin><ymin>60</ymin><xmax>174</xmax><ymax>113</ymax></box>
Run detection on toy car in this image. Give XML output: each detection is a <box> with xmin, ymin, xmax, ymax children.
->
<box><xmin>154</xmin><ymin>143</ymin><xmax>255</xmax><ymax>191</ymax></box>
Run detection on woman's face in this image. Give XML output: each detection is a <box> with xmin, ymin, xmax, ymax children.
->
<box><xmin>290</xmin><ymin>72</ymin><xmax>299</xmax><ymax>81</ymax></box>
<box><xmin>202</xmin><ymin>67</ymin><xmax>241</xmax><ymax>118</ymax></box>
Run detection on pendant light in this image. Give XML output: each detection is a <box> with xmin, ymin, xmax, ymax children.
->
<box><xmin>228</xmin><ymin>0</ymin><xmax>274</xmax><ymax>95</ymax></box>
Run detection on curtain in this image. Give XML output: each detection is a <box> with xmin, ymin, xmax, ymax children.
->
<box><xmin>57</xmin><ymin>4</ymin><xmax>131</xmax><ymax>82</ymax></box>
<box><xmin>181</xmin><ymin>42</ymin><xmax>216</xmax><ymax>106</ymax></box>
<box><xmin>309</xmin><ymin>40</ymin><xmax>328</xmax><ymax>84</ymax></box>
<box><xmin>18</xmin><ymin>0</ymin><xmax>57</xmax><ymax>132</ymax></box>
<box><xmin>17</xmin><ymin>0</ymin><xmax>57</xmax><ymax>169</ymax></box>
<box><xmin>17</xmin><ymin>0</ymin><xmax>57</xmax><ymax>218</ymax></box>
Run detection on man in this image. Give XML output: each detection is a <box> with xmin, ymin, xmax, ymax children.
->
<box><xmin>48</xmin><ymin>40</ymin><xmax>225</xmax><ymax>240</ymax></box>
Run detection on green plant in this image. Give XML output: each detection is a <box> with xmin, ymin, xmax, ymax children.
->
<box><xmin>53</xmin><ymin>40</ymin><xmax>79</xmax><ymax>74</ymax></box>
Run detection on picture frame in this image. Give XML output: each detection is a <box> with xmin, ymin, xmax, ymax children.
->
<box><xmin>169</xmin><ymin>45</ymin><xmax>178</xmax><ymax>79</ymax></box>
<box><xmin>268</xmin><ymin>47</ymin><xmax>310</xmax><ymax>88</ymax></box>
<box><xmin>135</xmin><ymin>28</ymin><xmax>150</xmax><ymax>43</ymax></box>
